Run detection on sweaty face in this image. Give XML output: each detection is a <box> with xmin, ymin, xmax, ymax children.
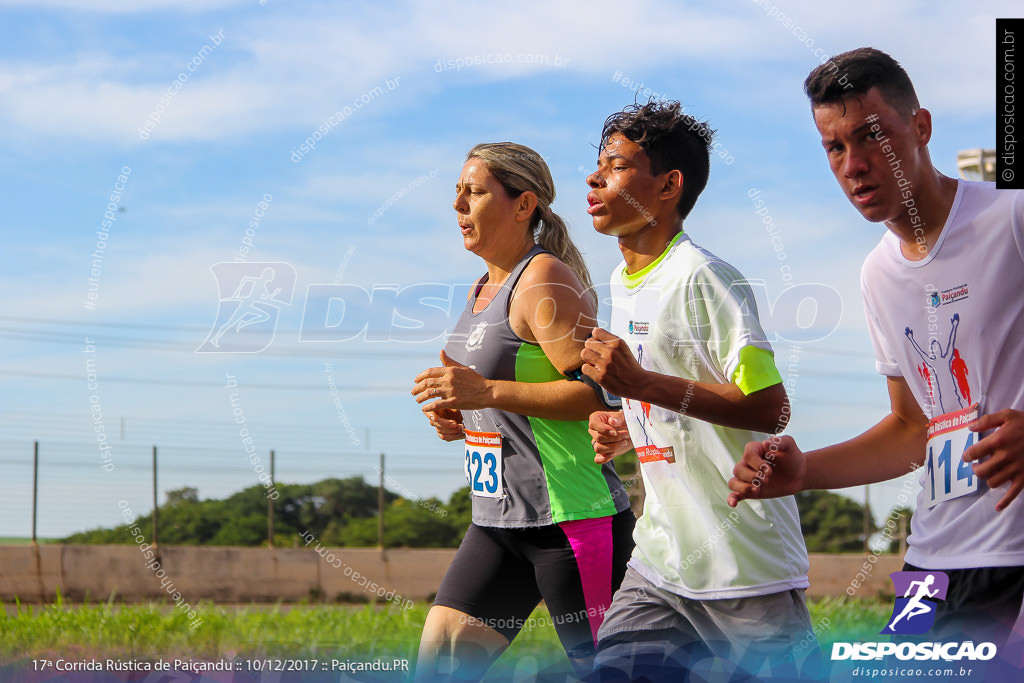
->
<box><xmin>453</xmin><ymin>158</ymin><xmax>523</xmax><ymax>257</ymax></box>
<box><xmin>813</xmin><ymin>87</ymin><xmax>925</xmax><ymax>225</ymax></box>
<box><xmin>586</xmin><ymin>133</ymin><xmax>665</xmax><ymax>237</ymax></box>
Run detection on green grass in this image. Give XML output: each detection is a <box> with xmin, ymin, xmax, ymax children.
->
<box><xmin>1</xmin><ymin>597</ymin><xmax>424</xmax><ymax>662</ymax></box>
<box><xmin>808</xmin><ymin>595</ymin><xmax>891</xmax><ymax>644</ymax></box>
<box><xmin>0</xmin><ymin>596</ymin><xmax>892</xmax><ymax>677</ymax></box>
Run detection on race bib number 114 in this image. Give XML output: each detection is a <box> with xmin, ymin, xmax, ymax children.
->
<box><xmin>925</xmin><ymin>404</ymin><xmax>981</xmax><ymax>508</ymax></box>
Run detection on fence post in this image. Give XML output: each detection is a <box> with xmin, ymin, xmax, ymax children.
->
<box><xmin>32</xmin><ymin>441</ymin><xmax>39</xmax><ymax>544</ymax></box>
<box><xmin>899</xmin><ymin>512</ymin><xmax>907</xmax><ymax>556</ymax></box>
<box><xmin>378</xmin><ymin>452</ymin><xmax>385</xmax><ymax>555</ymax></box>
<box><xmin>268</xmin><ymin>449</ymin><xmax>275</xmax><ymax>548</ymax></box>
<box><xmin>152</xmin><ymin>445</ymin><xmax>159</xmax><ymax>548</ymax></box>
<box><xmin>863</xmin><ymin>484</ymin><xmax>870</xmax><ymax>553</ymax></box>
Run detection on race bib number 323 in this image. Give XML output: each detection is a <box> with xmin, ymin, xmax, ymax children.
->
<box><xmin>464</xmin><ymin>430</ymin><xmax>504</xmax><ymax>498</ymax></box>
<box><xmin>925</xmin><ymin>404</ymin><xmax>981</xmax><ymax>508</ymax></box>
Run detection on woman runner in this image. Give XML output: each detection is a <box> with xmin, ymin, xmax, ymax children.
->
<box><xmin>411</xmin><ymin>142</ymin><xmax>635</xmax><ymax>680</ymax></box>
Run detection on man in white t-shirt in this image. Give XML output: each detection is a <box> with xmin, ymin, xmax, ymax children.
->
<box><xmin>579</xmin><ymin>99</ymin><xmax>816</xmax><ymax>680</ymax></box>
<box><xmin>728</xmin><ymin>48</ymin><xmax>1024</xmax><ymax>654</ymax></box>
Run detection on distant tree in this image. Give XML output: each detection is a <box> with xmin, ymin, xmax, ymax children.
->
<box><xmin>871</xmin><ymin>505</ymin><xmax>913</xmax><ymax>554</ymax></box>
<box><xmin>612</xmin><ymin>450</ymin><xmax>645</xmax><ymax>516</ymax></box>
<box><xmin>160</xmin><ymin>499</ymin><xmax>224</xmax><ymax>544</ymax></box>
<box><xmin>796</xmin><ymin>490</ymin><xmax>875</xmax><ymax>553</ymax></box>
<box><xmin>60</xmin><ymin>476</ymin><xmax>402</xmax><ymax>547</ymax></box>
<box><xmin>445</xmin><ymin>486</ymin><xmax>472</xmax><ymax>542</ymax></box>
<box><xmin>340</xmin><ymin>498</ymin><xmax>460</xmax><ymax>547</ymax></box>
<box><xmin>165</xmin><ymin>487</ymin><xmax>199</xmax><ymax>505</ymax></box>
<box><xmin>209</xmin><ymin>512</ymin><xmax>268</xmax><ymax>546</ymax></box>
<box><xmin>279</xmin><ymin>477</ymin><xmax>396</xmax><ymax>540</ymax></box>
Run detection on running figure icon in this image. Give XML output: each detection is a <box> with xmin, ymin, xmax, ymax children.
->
<box><xmin>198</xmin><ymin>261</ymin><xmax>296</xmax><ymax>354</ymax></box>
<box><xmin>210</xmin><ymin>266</ymin><xmax>282</xmax><ymax>348</ymax></box>
<box><xmin>887</xmin><ymin>574</ymin><xmax>939</xmax><ymax>631</ymax></box>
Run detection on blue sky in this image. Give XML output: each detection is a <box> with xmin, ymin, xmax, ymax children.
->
<box><xmin>0</xmin><ymin>0</ymin><xmax>1013</xmax><ymax>538</ymax></box>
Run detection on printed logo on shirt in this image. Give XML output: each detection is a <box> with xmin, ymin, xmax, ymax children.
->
<box><xmin>939</xmin><ymin>283</ymin><xmax>969</xmax><ymax>306</ymax></box>
<box><xmin>927</xmin><ymin>283</ymin><xmax>969</xmax><ymax>308</ymax></box>
<box><xmin>466</xmin><ymin>321</ymin><xmax>488</xmax><ymax>351</ymax></box>
<box><xmin>635</xmin><ymin>444</ymin><xmax>675</xmax><ymax>463</ymax></box>
<box><xmin>628</xmin><ymin>320</ymin><xmax>650</xmax><ymax>335</ymax></box>
<box><xmin>904</xmin><ymin>312</ymin><xmax>973</xmax><ymax>415</ymax></box>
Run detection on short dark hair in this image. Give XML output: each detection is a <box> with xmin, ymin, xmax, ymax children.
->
<box><xmin>599</xmin><ymin>99</ymin><xmax>714</xmax><ymax>220</ymax></box>
<box><xmin>804</xmin><ymin>47</ymin><xmax>920</xmax><ymax>118</ymax></box>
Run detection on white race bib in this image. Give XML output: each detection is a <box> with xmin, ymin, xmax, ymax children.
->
<box><xmin>925</xmin><ymin>404</ymin><xmax>982</xmax><ymax>508</ymax></box>
<box><xmin>464</xmin><ymin>430</ymin><xmax>504</xmax><ymax>498</ymax></box>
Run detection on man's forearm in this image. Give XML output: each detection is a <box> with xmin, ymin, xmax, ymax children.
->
<box><xmin>631</xmin><ymin>370</ymin><xmax>786</xmax><ymax>434</ymax></box>
<box><xmin>803</xmin><ymin>412</ymin><xmax>927</xmax><ymax>490</ymax></box>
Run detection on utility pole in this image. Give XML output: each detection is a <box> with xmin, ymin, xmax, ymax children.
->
<box><xmin>31</xmin><ymin>441</ymin><xmax>39</xmax><ymax>544</ymax></box>
<box><xmin>378</xmin><ymin>452</ymin><xmax>385</xmax><ymax>556</ymax></box>
<box><xmin>863</xmin><ymin>485</ymin><xmax>871</xmax><ymax>553</ymax></box>
<box><xmin>152</xmin><ymin>446</ymin><xmax>159</xmax><ymax>548</ymax></box>
<box><xmin>267</xmin><ymin>449</ymin><xmax>275</xmax><ymax>548</ymax></box>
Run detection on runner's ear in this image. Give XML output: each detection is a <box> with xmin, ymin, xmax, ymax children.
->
<box><xmin>659</xmin><ymin>169</ymin><xmax>683</xmax><ymax>204</ymax></box>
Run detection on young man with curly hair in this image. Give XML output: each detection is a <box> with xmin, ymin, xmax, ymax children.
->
<box><xmin>580</xmin><ymin>100</ymin><xmax>815</xmax><ymax>680</ymax></box>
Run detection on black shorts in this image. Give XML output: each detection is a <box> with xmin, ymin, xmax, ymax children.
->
<box><xmin>434</xmin><ymin>508</ymin><xmax>635</xmax><ymax>657</ymax></box>
<box><xmin>903</xmin><ymin>561</ymin><xmax>1024</xmax><ymax>646</ymax></box>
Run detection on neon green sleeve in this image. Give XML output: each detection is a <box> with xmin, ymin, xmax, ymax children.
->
<box><xmin>731</xmin><ymin>345</ymin><xmax>783</xmax><ymax>396</ymax></box>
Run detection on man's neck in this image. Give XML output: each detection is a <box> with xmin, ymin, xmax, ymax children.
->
<box><xmin>618</xmin><ymin>221</ymin><xmax>684</xmax><ymax>274</ymax></box>
<box><xmin>886</xmin><ymin>169</ymin><xmax>958</xmax><ymax>261</ymax></box>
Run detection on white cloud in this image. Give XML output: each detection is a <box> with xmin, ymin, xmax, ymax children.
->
<box><xmin>1</xmin><ymin>1</ymin><xmax>1013</xmax><ymax>144</ymax></box>
<box><xmin>0</xmin><ymin>2</ymin><xmax>788</xmax><ymax>144</ymax></box>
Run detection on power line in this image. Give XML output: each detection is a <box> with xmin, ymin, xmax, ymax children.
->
<box><xmin>0</xmin><ymin>370</ymin><xmax>407</xmax><ymax>392</ymax></box>
<box><xmin>0</xmin><ymin>314</ymin><xmax>456</xmax><ymax>338</ymax></box>
<box><xmin>0</xmin><ymin>315</ymin><xmax>879</xmax><ymax>359</ymax></box>
<box><xmin>3</xmin><ymin>366</ymin><xmax>885</xmax><ymax>400</ymax></box>
<box><xmin>0</xmin><ymin>315</ymin><xmax>214</xmax><ymax>332</ymax></box>
<box><xmin>0</xmin><ymin>411</ymin><xmax>432</xmax><ymax>435</ymax></box>
<box><xmin>0</xmin><ymin>329</ymin><xmax>443</xmax><ymax>358</ymax></box>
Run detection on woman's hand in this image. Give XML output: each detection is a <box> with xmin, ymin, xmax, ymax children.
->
<box><xmin>589</xmin><ymin>410</ymin><xmax>633</xmax><ymax>464</ymax></box>
<box><xmin>425</xmin><ymin>407</ymin><xmax>465</xmax><ymax>441</ymax></box>
<box><xmin>412</xmin><ymin>350</ymin><xmax>494</xmax><ymax>412</ymax></box>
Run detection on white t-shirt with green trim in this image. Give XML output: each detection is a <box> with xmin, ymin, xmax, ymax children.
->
<box><xmin>609</xmin><ymin>232</ymin><xmax>809</xmax><ymax>599</ymax></box>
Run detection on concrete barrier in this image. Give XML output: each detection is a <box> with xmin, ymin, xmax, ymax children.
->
<box><xmin>0</xmin><ymin>545</ymin><xmax>903</xmax><ymax>603</ymax></box>
<box><xmin>0</xmin><ymin>544</ymin><xmax>62</xmax><ymax>602</ymax></box>
<box><xmin>806</xmin><ymin>552</ymin><xmax>904</xmax><ymax>599</ymax></box>
<box><xmin>0</xmin><ymin>544</ymin><xmax>457</xmax><ymax>604</ymax></box>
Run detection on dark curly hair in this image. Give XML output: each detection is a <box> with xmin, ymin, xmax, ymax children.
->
<box><xmin>804</xmin><ymin>47</ymin><xmax>919</xmax><ymax>119</ymax></box>
<box><xmin>600</xmin><ymin>99</ymin><xmax>714</xmax><ymax>220</ymax></box>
